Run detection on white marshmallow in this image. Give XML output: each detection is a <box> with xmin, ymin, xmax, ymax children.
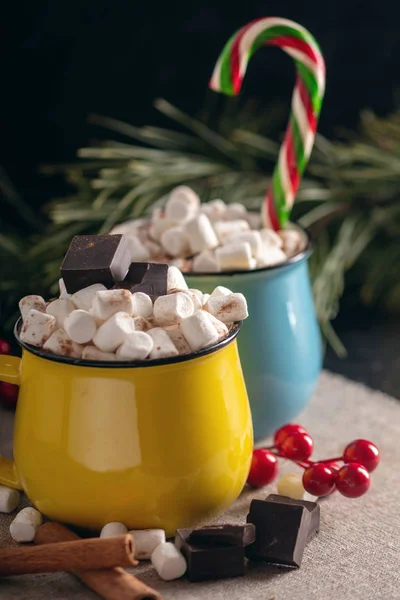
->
<box><xmin>100</xmin><ymin>522</ymin><xmax>128</xmax><ymax>538</ymax></box>
<box><xmin>10</xmin><ymin>507</ymin><xmax>43</xmax><ymax>543</ymax></box>
<box><xmin>277</xmin><ymin>473</ymin><xmax>305</xmax><ymax>500</ymax></box>
<box><xmin>167</xmin><ymin>266</ymin><xmax>188</xmax><ymax>291</ymax></box>
<box><xmin>213</xmin><ymin>219</ymin><xmax>250</xmax><ymax>243</ymax></box>
<box><xmin>165</xmin><ymin>186</ymin><xmax>200</xmax><ymax>223</ymax></box>
<box><xmin>71</xmin><ymin>284</ymin><xmax>107</xmax><ymax>312</ymax></box>
<box><xmin>160</xmin><ymin>226</ymin><xmax>191</xmax><ymax>257</ymax></box>
<box><xmin>129</xmin><ymin>529</ymin><xmax>166</xmax><ymax>560</ymax></box>
<box><xmin>132</xmin><ymin>292</ymin><xmax>153</xmax><ymax>318</ymax></box>
<box><xmin>132</xmin><ymin>316</ymin><xmax>152</xmax><ymax>332</ymax></box>
<box><xmin>260</xmin><ymin>228</ymin><xmax>283</xmax><ymax>248</ymax></box>
<box><xmin>110</xmin><ymin>218</ymin><xmax>147</xmax><ymax>236</ymax></box>
<box><xmin>149</xmin><ymin>218</ymin><xmax>177</xmax><ymax>242</ymax></box>
<box><xmin>64</xmin><ymin>310</ymin><xmax>97</xmax><ymax>344</ymax></box>
<box><xmin>145</xmin><ymin>240</ymin><xmax>162</xmax><ymax>258</ymax></box>
<box><xmin>147</xmin><ymin>328</ymin><xmax>179</xmax><ymax>359</ymax></box>
<box><xmin>224</xmin><ymin>230</ymin><xmax>264</xmax><ymax>260</ymax></box>
<box><xmin>46</xmin><ymin>298</ymin><xmax>74</xmax><ymax>328</ymax></box>
<box><xmin>19</xmin><ymin>295</ymin><xmax>46</xmax><ymax>322</ymax></box>
<box><xmin>92</xmin><ymin>289</ymin><xmax>134</xmax><ymax>321</ymax></box>
<box><xmin>182</xmin><ymin>289</ymin><xmax>203</xmax><ymax>311</ymax></box>
<box><xmin>200</xmin><ymin>199</ymin><xmax>227</xmax><ymax>221</ymax></box>
<box><xmin>185</xmin><ymin>214</ymin><xmax>219</xmax><ymax>254</ymax></box>
<box><xmin>165</xmin><ymin>326</ymin><xmax>191</xmax><ymax>355</ymax></box>
<box><xmin>153</xmin><ymin>292</ymin><xmax>194</xmax><ymax>327</ymax></box>
<box><xmin>192</xmin><ymin>249</ymin><xmax>219</xmax><ymax>273</ymax></box>
<box><xmin>224</xmin><ymin>202</ymin><xmax>247</xmax><ymax>220</ymax></box>
<box><xmin>93</xmin><ymin>312</ymin><xmax>135</xmax><ymax>352</ymax></box>
<box><xmin>204</xmin><ymin>293</ymin><xmax>248</xmax><ymax>323</ymax></box>
<box><xmin>215</xmin><ymin>242</ymin><xmax>253</xmax><ymax>271</ymax></box>
<box><xmin>0</xmin><ymin>485</ymin><xmax>20</xmax><ymax>513</ymax></box>
<box><xmin>278</xmin><ymin>229</ymin><xmax>304</xmax><ymax>256</ymax></box>
<box><xmin>43</xmin><ymin>329</ymin><xmax>84</xmax><ymax>358</ymax></box>
<box><xmin>126</xmin><ymin>235</ymin><xmax>150</xmax><ymax>262</ymax></box>
<box><xmin>202</xmin><ymin>312</ymin><xmax>229</xmax><ymax>339</ymax></box>
<box><xmin>116</xmin><ymin>331</ymin><xmax>154</xmax><ymax>361</ymax></box>
<box><xmin>180</xmin><ymin>310</ymin><xmax>220</xmax><ymax>352</ymax></box>
<box><xmin>246</xmin><ymin>211</ymin><xmax>261</xmax><ymax>230</ymax></box>
<box><xmin>210</xmin><ymin>286</ymin><xmax>233</xmax><ymax>298</ymax></box>
<box><xmin>20</xmin><ymin>309</ymin><xmax>56</xmax><ymax>347</ymax></box>
<box><xmin>202</xmin><ymin>293</ymin><xmax>211</xmax><ymax>306</ymax></box>
<box><xmin>59</xmin><ymin>278</ymin><xmax>68</xmax><ymax>297</ymax></box>
<box><xmin>82</xmin><ymin>346</ymin><xmax>117</xmax><ymax>361</ymax></box>
<box><xmin>257</xmin><ymin>246</ymin><xmax>287</xmax><ymax>267</ymax></box>
<box><xmin>151</xmin><ymin>542</ymin><xmax>187</xmax><ymax>581</ymax></box>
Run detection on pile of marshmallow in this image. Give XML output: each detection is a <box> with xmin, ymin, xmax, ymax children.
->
<box><xmin>111</xmin><ymin>186</ymin><xmax>305</xmax><ymax>272</ymax></box>
<box><xmin>18</xmin><ymin>266</ymin><xmax>248</xmax><ymax>362</ymax></box>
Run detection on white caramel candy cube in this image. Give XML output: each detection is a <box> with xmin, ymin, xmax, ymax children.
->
<box><xmin>132</xmin><ymin>292</ymin><xmax>153</xmax><ymax>318</ymax></box>
<box><xmin>153</xmin><ymin>292</ymin><xmax>194</xmax><ymax>327</ymax></box>
<box><xmin>215</xmin><ymin>242</ymin><xmax>253</xmax><ymax>271</ymax></box>
<box><xmin>46</xmin><ymin>298</ymin><xmax>74</xmax><ymax>328</ymax></box>
<box><xmin>19</xmin><ymin>295</ymin><xmax>46</xmax><ymax>322</ymax></box>
<box><xmin>204</xmin><ymin>293</ymin><xmax>248</xmax><ymax>323</ymax></box>
<box><xmin>213</xmin><ymin>219</ymin><xmax>250</xmax><ymax>243</ymax></box>
<box><xmin>151</xmin><ymin>542</ymin><xmax>187</xmax><ymax>580</ymax></box>
<box><xmin>43</xmin><ymin>329</ymin><xmax>84</xmax><ymax>358</ymax></box>
<box><xmin>10</xmin><ymin>507</ymin><xmax>43</xmax><ymax>543</ymax></box>
<box><xmin>277</xmin><ymin>473</ymin><xmax>305</xmax><ymax>500</ymax></box>
<box><xmin>211</xmin><ymin>285</ymin><xmax>233</xmax><ymax>298</ymax></box>
<box><xmin>130</xmin><ymin>529</ymin><xmax>166</xmax><ymax>560</ymax></box>
<box><xmin>92</xmin><ymin>289</ymin><xmax>134</xmax><ymax>321</ymax></box>
<box><xmin>127</xmin><ymin>235</ymin><xmax>150</xmax><ymax>261</ymax></box>
<box><xmin>165</xmin><ymin>186</ymin><xmax>200</xmax><ymax>222</ymax></box>
<box><xmin>185</xmin><ymin>214</ymin><xmax>219</xmax><ymax>254</ymax></box>
<box><xmin>20</xmin><ymin>309</ymin><xmax>56</xmax><ymax>347</ymax></box>
<box><xmin>165</xmin><ymin>326</ymin><xmax>191</xmax><ymax>355</ymax></box>
<box><xmin>100</xmin><ymin>522</ymin><xmax>128</xmax><ymax>538</ymax></box>
<box><xmin>192</xmin><ymin>249</ymin><xmax>219</xmax><ymax>273</ymax></box>
<box><xmin>64</xmin><ymin>310</ymin><xmax>97</xmax><ymax>344</ymax></box>
<box><xmin>82</xmin><ymin>346</ymin><xmax>117</xmax><ymax>361</ymax></box>
<box><xmin>71</xmin><ymin>283</ymin><xmax>107</xmax><ymax>311</ymax></box>
<box><xmin>260</xmin><ymin>228</ymin><xmax>283</xmax><ymax>248</ymax></box>
<box><xmin>180</xmin><ymin>310</ymin><xmax>220</xmax><ymax>352</ymax></box>
<box><xmin>160</xmin><ymin>226</ymin><xmax>190</xmax><ymax>257</ymax></box>
<box><xmin>147</xmin><ymin>328</ymin><xmax>179</xmax><ymax>359</ymax></box>
<box><xmin>167</xmin><ymin>266</ymin><xmax>188</xmax><ymax>291</ymax></box>
<box><xmin>224</xmin><ymin>230</ymin><xmax>264</xmax><ymax>260</ymax></box>
<box><xmin>257</xmin><ymin>246</ymin><xmax>287</xmax><ymax>267</ymax></box>
<box><xmin>116</xmin><ymin>331</ymin><xmax>154</xmax><ymax>361</ymax></box>
<box><xmin>0</xmin><ymin>485</ymin><xmax>20</xmax><ymax>513</ymax></box>
<box><xmin>93</xmin><ymin>312</ymin><xmax>135</xmax><ymax>352</ymax></box>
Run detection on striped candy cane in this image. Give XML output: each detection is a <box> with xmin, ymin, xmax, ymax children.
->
<box><xmin>210</xmin><ymin>17</ymin><xmax>326</xmax><ymax>230</ymax></box>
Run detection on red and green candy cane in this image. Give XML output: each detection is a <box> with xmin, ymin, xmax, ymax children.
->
<box><xmin>210</xmin><ymin>17</ymin><xmax>326</xmax><ymax>230</ymax></box>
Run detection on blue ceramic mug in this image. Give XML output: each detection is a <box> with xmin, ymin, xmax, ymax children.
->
<box><xmin>185</xmin><ymin>226</ymin><xmax>322</xmax><ymax>441</ymax></box>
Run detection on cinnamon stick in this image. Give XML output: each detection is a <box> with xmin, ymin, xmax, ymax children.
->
<box><xmin>0</xmin><ymin>534</ymin><xmax>136</xmax><ymax>576</ymax></box>
<box><xmin>34</xmin><ymin>523</ymin><xmax>162</xmax><ymax>600</ymax></box>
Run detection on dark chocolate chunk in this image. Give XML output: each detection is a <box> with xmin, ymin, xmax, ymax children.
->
<box><xmin>265</xmin><ymin>494</ymin><xmax>320</xmax><ymax>541</ymax></box>
<box><xmin>61</xmin><ymin>235</ymin><xmax>131</xmax><ymax>293</ymax></box>
<box><xmin>246</xmin><ymin>498</ymin><xmax>310</xmax><ymax>567</ymax></box>
<box><xmin>114</xmin><ymin>262</ymin><xmax>168</xmax><ymax>298</ymax></box>
<box><xmin>175</xmin><ymin>528</ymin><xmax>247</xmax><ymax>582</ymax></box>
<box><xmin>188</xmin><ymin>524</ymin><xmax>256</xmax><ymax>547</ymax></box>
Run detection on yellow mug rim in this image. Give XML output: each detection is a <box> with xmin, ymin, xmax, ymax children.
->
<box><xmin>14</xmin><ymin>319</ymin><xmax>242</xmax><ymax>369</ymax></box>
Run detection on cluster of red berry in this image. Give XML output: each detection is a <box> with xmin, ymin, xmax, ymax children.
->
<box><xmin>247</xmin><ymin>423</ymin><xmax>380</xmax><ymax>498</ymax></box>
<box><xmin>0</xmin><ymin>339</ymin><xmax>19</xmax><ymax>408</ymax></box>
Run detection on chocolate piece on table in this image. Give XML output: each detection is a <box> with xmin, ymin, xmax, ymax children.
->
<box><xmin>61</xmin><ymin>235</ymin><xmax>131</xmax><ymax>294</ymax></box>
<box><xmin>175</xmin><ymin>528</ymin><xmax>246</xmax><ymax>582</ymax></box>
<box><xmin>265</xmin><ymin>494</ymin><xmax>320</xmax><ymax>541</ymax></box>
<box><xmin>246</xmin><ymin>498</ymin><xmax>310</xmax><ymax>568</ymax></box>
<box><xmin>114</xmin><ymin>262</ymin><xmax>168</xmax><ymax>298</ymax></box>
<box><xmin>187</xmin><ymin>524</ymin><xmax>256</xmax><ymax>547</ymax></box>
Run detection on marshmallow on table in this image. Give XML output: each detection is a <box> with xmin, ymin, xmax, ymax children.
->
<box><xmin>126</xmin><ymin>235</ymin><xmax>150</xmax><ymax>262</ymax></box>
<box><xmin>210</xmin><ymin>285</ymin><xmax>233</xmax><ymax>298</ymax></box>
<box><xmin>46</xmin><ymin>298</ymin><xmax>74</xmax><ymax>328</ymax></box>
<box><xmin>167</xmin><ymin>266</ymin><xmax>188</xmax><ymax>291</ymax></box>
<box><xmin>129</xmin><ymin>529</ymin><xmax>166</xmax><ymax>560</ymax></box>
<box><xmin>147</xmin><ymin>328</ymin><xmax>179</xmax><ymax>359</ymax></box>
<box><xmin>82</xmin><ymin>346</ymin><xmax>117</xmax><ymax>361</ymax></box>
<box><xmin>277</xmin><ymin>473</ymin><xmax>305</xmax><ymax>500</ymax></box>
<box><xmin>10</xmin><ymin>507</ymin><xmax>43</xmax><ymax>543</ymax></box>
<box><xmin>215</xmin><ymin>242</ymin><xmax>254</xmax><ymax>271</ymax></box>
<box><xmin>92</xmin><ymin>289</ymin><xmax>134</xmax><ymax>321</ymax></box>
<box><xmin>20</xmin><ymin>309</ymin><xmax>56</xmax><ymax>347</ymax></box>
<box><xmin>149</xmin><ymin>218</ymin><xmax>177</xmax><ymax>242</ymax></box>
<box><xmin>153</xmin><ymin>292</ymin><xmax>194</xmax><ymax>327</ymax></box>
<box><xmin>179</xmin><ymin>310</ymin><xmax>221</xmax><ymax>352</ymax></box>
<box><xmin>200</xmin><ymin>199</ymin><xmax>227</xmax><ymax>221</ymax></box>
<box><xmin>192</xmin><ymin>249</ymin><xmax>219</xmax><ymax>273</ymax></box>
<box><xmin>64</xmin><ymin>310</ymin><xmax>97</xmax><ymax>344</ymax></box>
<box><xmin>131</xmin><ymin>292</ymin><xmax>153</xmax><ymax>318</ymax></box>
<box><xmin>185</xmin><ymin>214</ymin><xmax>219</xmax><ymax>254</ymax></box>
<box><xmin>19</xmin><ymin>295</ymin><xmax>46</xmax><ymax>322</ymax></box>
<box><xmin>116</xmin><ymin>331</ymin><xmax>154</xmax><ymax>361</ymax></box>
<box><xmin>165</xmin><ymin>186</ymin><xmax>200</xmax><ymax>222</ymax></box>
<box><xmin>160</xmin><ymin>226</ymin><xmax>191</xmax><ymax>257</ymax></box>
<box><xmin>165</xmin><ymin>326</ymin><xmax>191</xmax><ymax>355</ymax></box>
<box><xmin>224</xmin><ymin>202</ymin><xmax>247</xmax><ymax>220</ymax></box>
<box><xmin>71</xmin><ymin>284</ymin><xmax>107</xmax><ymax>312</ymax></box>
<box><xmin>151</xmin><ymin>542</ymin><xmax>187</xmax><ymax>580</ymax></box>
<box><xmin>132</xmin><ymin>316</ymin><xmax>152</xmax><ymax>332</ymax></box>
<box><xmin>224</xmin><ymin>230</ymin><xmax>264</xmax><ymax>260</ymax></box>
<box><xmin>93</xmin><ymin>312</ymin><xmax>135</xmax><ymax>352</ymax></box>
<box><xmin>100</xmin><ymin>522</ymin><xmax>128</xmax><ymax>538</ymax></box>
<box><xmin>257</xmin><ymin>246</ymin><xmax>287</xmax><ymax>267</ymax></box>
<box><xmin>213</xmin><ymin>219</ymin><xmax>250</xmax><ymax>243</ymax></box>
<box><xmin>260</xmin><ymin>228</ymin><xmax>283</xmax><ymax>248</ymax></box>
<box><xmin>43</xmin><ymin>329</ymin><xmax>84</xmax><ymax>358</ymax></box>
<box><xmin>0</xmin><ymin>485</ymin><xmax>20</xmax><ymax>513</ymax></box>
<box><xmin>204</xmin><ymin>293</ymin><xmax>248</xmax><ymax>323</ymax></box>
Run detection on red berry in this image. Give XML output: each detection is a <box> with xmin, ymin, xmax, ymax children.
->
<box><xmin>274</xmin><ymin>424</ymin><xmax>307</xmax><ymax>448</ymax></box>
<box><xmin>343</xmin><ymin>439</ymin><xmax>380</xmax><ymax>473</ymax></box>
<box><xmin>247</xmin><ymin>449</ymin><xmax>279</xmax><ymax>488</ymax></box>
<box><xmin>0</xmin><ymin>339</ymin><xmax>11</xmax><ymax>355</ymax></box>
<box><xmin>302</xmin><ymin>463</ymin><xmax>337</xmax><ymax>496</ymax></box>
<box><xmin>336</xmin><ymin>463</ymin><xmax>370</xmax><ymax>498</ymax></box>
<box><xmin>280</xmin><ymin>431</ymin><xmax>314</xmax><ymax>461</ymax></box>
<box><xmin>0</xmin><ymin>382</ymin><xmax>19</xmax><ymax>408</ymax></box>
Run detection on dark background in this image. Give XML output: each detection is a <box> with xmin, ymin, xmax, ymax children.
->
<box><xmin>1</xmin><ymin>1</ymin><xmax>400</xmax><ymax>396</ymax></box>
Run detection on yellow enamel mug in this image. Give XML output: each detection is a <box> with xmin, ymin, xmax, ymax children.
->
<box><xmin>0</xmin><ymin>322</ymin><xmax>252</xmax><ymax>536</ymax></box>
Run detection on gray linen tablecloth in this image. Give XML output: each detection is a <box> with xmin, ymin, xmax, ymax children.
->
<box><xmin>0</xmin><ymin>371</ymin><xmax>399</xmax><ymax>599</ymax></box>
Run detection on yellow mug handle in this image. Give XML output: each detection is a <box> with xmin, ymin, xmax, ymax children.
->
<box><xmin>0</xmin><ymin>355</ymin><xmax>22</xmax><ymax>489</ymax></box>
